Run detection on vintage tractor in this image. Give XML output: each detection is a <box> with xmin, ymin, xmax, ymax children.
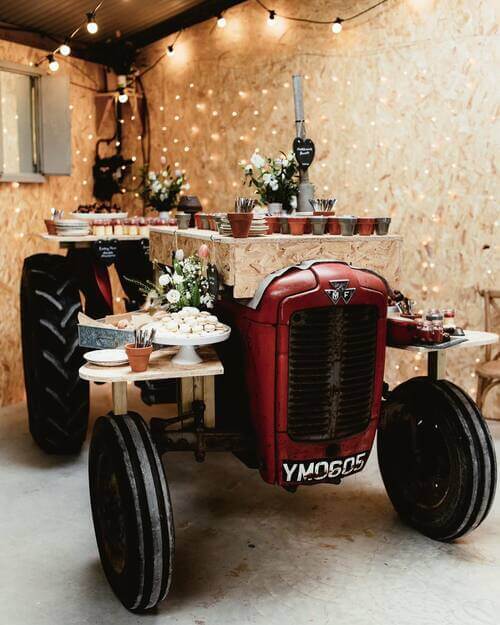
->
<box><xmin>86</xmin><ymin>261</ymin><xmax>496</xmax><ymax>612</ymax></box>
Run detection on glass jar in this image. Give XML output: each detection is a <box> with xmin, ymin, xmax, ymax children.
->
<box><xmin>138</xmin><ymin>217</ymin><xmax>149</xmax><ymax>237</ymax></box>
<box><xmin>93</xmin><ymin>220</ymin><xmax>105</xmax><ymax>237</ymax></box>
<box><xmin>129</xmin><ymin>218</ymin><xmax>139</xmax><ymax>236</ymax></box>
<box><xmin>425</xmin><ymin>309</ymin><xmax>444</xmax><ymax>343</ymax></box>
<box><xmin>103</xmin><ymin>219</ymin><xmax>113</xmax><ymax>236</ymax></box>
<box><xmin>113</xmin><ymin>220</ymin><xmax>124</xmax><ymax>236</ymax></box>
<box><xmin>443</xmin><ymin>308</ymin><xmax>456</xmax><ymax>333</ymax></box>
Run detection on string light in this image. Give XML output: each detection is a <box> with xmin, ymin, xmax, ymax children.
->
<box><xmin>331</xmin><ymin>18</ymin><xmax>343</xmax><ymax>34</ymax></box>
<box><xmin>117</xmin><ymin>87</ymin><xmax>128</xmax><ymax>104</ymax></box>
<box><xmin>48</xmin><ymin>54</ymin><xmax>59</xmax><ymax>72</ymax></box>
<box><xmin>59</xmin><ymin>39</ymin><xmax>71</xmax><ymax>56</ymax></box>
<box><xmin>86</xmin><ymin>12</ymin><xmax>98</xmax><ymax>34</ymax></box>
<box><xmin>216</xmin><ymin>13</ymin><xmax>227</xmax><ymax>28</ymax></box>
<box><xmin>167</xmin><ymin>45</ymin><xmax>175</xmax><ymax>57</ymax></box>
<box><xmin>267</xmin><ymin>10</ymin><xmax>277</xmax><ymax>25</ymax></box>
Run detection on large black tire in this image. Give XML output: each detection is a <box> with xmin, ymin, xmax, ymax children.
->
<box><xmin>378</xmin><ymin>377</ymin><xmax>496</xmax><ymax>542</ymax></box>
<box><xmin>21</xmin><ymin>254</ymin><xmax>89</xmax><ymax>453</ymax></box>
<box><xmin>89</xmin><ymin>412</ymin><xmax>174</xmax><ymax>612</ymax></box>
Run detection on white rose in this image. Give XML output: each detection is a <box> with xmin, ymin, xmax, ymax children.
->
<box><xmin>158</xmin><ymin>273</ymin><xmax>170</xmax><ymax>286</ymax></box>
<box><xmin>175</xmin><ymin>249</ymin><xmax>184</xmax><ymax>261</ymax></box>
<box><xmin>250</xmin><ymin>152</ymin><xmax>265</xmax><ymax>169</ymax></box>
<box><xmin>270</xmin><ymin>179</ymin><xmax>279</xmax><ymax>191</ymax></box>
<box><xmin>148</xmin><ymin>172</ymin><xmax>156</xmax><ymax>180</ymax></box>
<box><xmin>166</xmin><ymin>289</ymin><xmax>181</xmax><ymax>304</ymax></box>
<box><xmin>262</xmin><ymin>173</ymin><xmax>272</xmax><ymax>184</ymax></box>
<box><xmin>281</xmin><ymin>158</ymin><xmax>289</xmax><ymax>167</ymax></box>
<box><xmin>172</xmin><ymin>273</ymin><xmax>184</xmax><ymax>284</ymax></box>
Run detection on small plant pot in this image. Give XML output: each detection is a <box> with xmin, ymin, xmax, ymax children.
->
<box><xmin>338</xmin><ymin>216</ymin><xmax>357</xmax><ymax>236</ymax></box>
<box><xmin>309</xmin><ymin>216</ymin><xmax>327</xmax><ymax>235</ymax></box>
<box><xmin>207</xmin><ymin>215</ymin><xmax>217</xmax><ymax>231</ymax></box>
<box><xmin>356</xmin><ymin>217</ymin><xmax>375</xmax><ymax>236</ymax></box>
<box><xmin>375</xmin><ymin>217</ymin><xmax>391</xmax><ymax>235</ymax></box>
<box><xmin>228</xmin><ymin>212</ymin><xmax>253</xmax><ymax>238</ymax></box>
<box><xmin>213</xmin><ymin>214</ymin><xmax>224</xmax><ymax>232</ymax></box>
<box><xmin>327</xmin><ymin>216</ymin><xmax>341</xmax><ymax>235</ymax></box>
<box><xmin>194</xmin><ymin>213</ymin><xmax>202</xmax><ymax>229</ymax></box>
<box><xmin>175</xmin><ymin>212</ymin><xmax>191</xmax><ymax>229</ymax></box>
<box><xmin>125</xmin><ymin>344</ymin><xmax>153</xmax><ymax>373</ymax></box>
<box><xmin>280</xmin><ymin>216</ymin><xmax>290</xmax><ymax>234</ymax></box>
<box><xmin>199</xmin><ymin>214</ymin><xmax>210</xmax><ymax>230</ymax></box>
<box><xmin>267</xmin><ymin>202</ymin><xmax>283</xmax><ymax>216</ymax></box>
<box><xmin>44</xmin><ymin>219</ymin><xmax>57</xmax><ymax>235</ymax></box>
<box><xmin>265</xmin><ymin>216</ymin><xmax>280</xmax><ymax>234</ymax></box>
<box><xmin>288</xmin><ymin>216</ymin><xmax>308</xmax><ymax>236</ymax></box>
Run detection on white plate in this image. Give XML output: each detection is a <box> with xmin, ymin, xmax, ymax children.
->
<box><xmin>84</xmin><ymin>349</ymin><xmax>128</xmax><ymax>366</ymax></box>
<box><xmin>74</xmin><ymin>212</ymin><xmax>128</xmax><ymax>221</ymax></box>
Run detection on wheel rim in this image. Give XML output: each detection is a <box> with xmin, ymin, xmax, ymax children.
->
<box><xmin>406</xmin><ymin>414</ymin><xmax>452</xmax><ymax>510</ymax></box>
<box><xmin>95</xmin><ymin>452</ymin><xmax>128</xmax><ymax>575</ymax></box>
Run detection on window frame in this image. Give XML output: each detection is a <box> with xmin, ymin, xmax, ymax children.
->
<box><xmin>0</xmin><ymin>59</ymin><xmax>45</xmax><ymax>184</ymax></box>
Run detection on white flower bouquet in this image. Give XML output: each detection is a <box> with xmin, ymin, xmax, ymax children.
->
<box><xmin>129</xmin><ymin>249</ymin><xmax>215</xmax><ymax>312</ymax></box>
<box><xmin>140</xmin><ymin>158</ymin><xmax>189</xmax><ymax>212</ymax></box>
<box><xmin>241</xmin><ymin>151</ymin><xmax>299</xmax><ymax>212</ymax></box>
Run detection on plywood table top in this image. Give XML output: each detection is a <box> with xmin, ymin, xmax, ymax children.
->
<box><xmin>79</xmin><ymin>346</ymin><xmax>223</xmax><ymax>384</ymax></box>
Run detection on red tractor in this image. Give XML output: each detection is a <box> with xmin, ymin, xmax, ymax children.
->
<box><xmin>87</xmin><ymin>261</ymin><xmax>496</xmax><ymax>612</ymax></box>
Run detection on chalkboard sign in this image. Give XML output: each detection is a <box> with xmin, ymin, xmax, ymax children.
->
<box><xmin>207</xmin><ymin>263</ymin><xmax>220</xmax><ymax>300</ymax></box>
<box><xmin>93</xmin><ymin>239</ymin><xmax>119</xmax><ymax>266</ymax></box>
<box><xmin>139</xmin><ymin>237</ymin><xmax>150</xmax><ymax>258</ymax></box>
<box><xmin>293</xmin><ymin>137</ymin><xmax>315</xmax><ymax>169</ymax></box>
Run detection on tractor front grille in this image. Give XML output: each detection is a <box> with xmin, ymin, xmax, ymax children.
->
<box><xmin>287</xmin><ymin>306</ymin><xmax>378</xmax><ymax>441</ymax></box>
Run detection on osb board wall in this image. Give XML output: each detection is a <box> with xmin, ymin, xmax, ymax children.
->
<box><xmin>0</xmin><ymin>40</ymin><xmax>113</xmax><ymax>405</ymax></box>
<box><xmin>137</xmin><ymin>0</ymin><xmax>499</xmax><ymax>415</ymax></box>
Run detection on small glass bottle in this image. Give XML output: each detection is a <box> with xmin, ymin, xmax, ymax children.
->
<box><xmin>425</xmin><ymin>309</ymin><xmax>444</xmax><ymax>343</ymax></box>
<box><xmin>443</xmin><ymin>308</ymin><xmax>456</xmax><ymax>333</ymax></box>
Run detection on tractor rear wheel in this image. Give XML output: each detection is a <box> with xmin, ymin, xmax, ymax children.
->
<box><xmin>89</xmin><ymin>412</ymin><xmax>174</xmax><ymax>612</ymax></box>
<box><xmin>378</xmin><ymin>377</ymin><xmax>496</xmax><ymax>542</ymax></box>
<box><xmin>20</xmin><ymin>254</ymin><xmax>88</xmax><ymax>453</ymax></box>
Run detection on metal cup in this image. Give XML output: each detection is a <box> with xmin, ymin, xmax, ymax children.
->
<box><xmin>338</xmin><ymin>216</ymin><xmax>357</xmax><ymax>236</ymax></box>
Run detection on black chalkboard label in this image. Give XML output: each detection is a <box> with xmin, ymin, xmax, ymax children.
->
<box><xmin>140</xmin><ymin>237</ymin><xmax>150</xmax><ymax>257</ymax></box>
<box><xmin>293</xmin><ymin>137</ymin><xmax>315</xmax><ymax>169</ymax></box>
<box><xmin>93</xmin><ymin>239</ymin><xmax>119</xmax><ymax>266</ymax></box>
<box><xmin>207</xmin><ymin>263</ymin><xmax>219</xmax><ymax>300</ymax></box>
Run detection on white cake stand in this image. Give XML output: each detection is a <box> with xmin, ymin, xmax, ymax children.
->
<box><xmin>154</xmin><ymin>326</ymin><xmax>231</xmax><ymax>365</ymax></box>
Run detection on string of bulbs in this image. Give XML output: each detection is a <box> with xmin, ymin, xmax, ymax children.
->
<box><xmin>36</xmin><ymin>1</ymin><xmax>103</xmax><ymax>72</ymax></box>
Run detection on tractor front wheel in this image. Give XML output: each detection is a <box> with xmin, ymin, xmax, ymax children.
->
<box><xmin>89</xmin><ymin>412</ymin><xmax>174</xmax><ymax>612</ymax></box>
<box><xmin>378</xmin><ymin>377</ymin><xmax>496</xmax><ymax>542</ymax></box>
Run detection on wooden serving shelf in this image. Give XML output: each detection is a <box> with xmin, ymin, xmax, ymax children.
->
<box><xmin>149</xmin><ymin>226</ymin><xmax>403</xmax><ymax>299</ymax></box>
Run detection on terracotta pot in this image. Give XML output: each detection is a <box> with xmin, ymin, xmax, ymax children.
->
<box><xmin>327</xmin><ymin>216</ymin><xmax>341</xmax><ymax>235</ymax></box>
<box><xmin>199</xmin><ymin>214</ymin><xmax>210</xmax><ymax>230</ymax></box>
<box><xmin>125</xmin><ymin>344</ymin><xmax>153</xmax><ymax>373</ymax></box>
<box><xmin>227</xmin><ymin>212</ymin><xmax>253</xmax><ymax>238</ymax></box>
<box><xmin>265</xmin><ymin>216</ymin><xmax>280</xmax><ymax>234</ymax></box>
<box><xmin>288</xmin><ymin>216</ymin><xmax>308</xmax><ymax>236</ymax></box>
<box><xmin>375</xmin><ymin>217</ymin><xmax>391</xmax><ymax>235</ymax></box>
<box><xmin>280</xmin><ymin>216</ymin><xmax>290</xmax><ymax>234</ymax></box>
<box><xmin>194</xmin><ymin>213</ymin><xmax>202</xmax><ymax>229</ymax></box>
<box><xmin>207</xmin><ymin>215</ymin><xmax>217</xmax><ymax>231</ymax></box>
<box><xmin>309</xmin><ymin>216</ymin><xmax>327</xmax><ymax>235</ymax></box>
<box><xmin>356</xmin><ymin>217</ymin><xmax>375</xmax><ymax>236</ymax></box>
<box><xmin>44</xmin><ymin>219</ymin><xmax>57</xmax><ymax>235</ymax></box>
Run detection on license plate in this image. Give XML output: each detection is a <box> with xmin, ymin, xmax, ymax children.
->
<box><xmin>282</xmin><ymin>451</ymin><xmax>369</xmax><ymax>484</ymax></box>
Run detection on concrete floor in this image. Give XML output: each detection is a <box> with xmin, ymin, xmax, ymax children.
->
<box><xmin>1</xmin><ymin>385</ymin><xmax>499</xmax><ymax>625</ymax></box>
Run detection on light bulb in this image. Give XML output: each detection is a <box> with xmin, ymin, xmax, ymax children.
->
<box><xmin>331</xmin><ymin>18</ymin><xmax>343</xmax><ymax>34</ymax></box>
<box><xmin>86</xmin><ymin>13</ymin><xmax>98</xmax><ymax>34</ymax></box>
<box><xmin>268</xmin><ymin>10</ymin><xmax>277</xmax><ymax>25</ymax></box>
<box><xmin>166</xmin><ymin>45</ymin><xmax>174</xmax><ymax>57</ymax></box>
<box><xmin>59</xmin><ymin>40</ymin><xmax>71</xmax><ymax>56</ymax></box>
<box><xmin>118</xmin><ymin>88</ymin><xmax>128</xmax><ymax>104</ymax></box>
<box><xmin>217</xmin><ymin>14</ymin><xmax>226</xmax><ymax>28</ymax></box>
<box><xmin>48</xmin><ymin>54</ymin><xmax>59</xmax><ymax>72</ymax></box>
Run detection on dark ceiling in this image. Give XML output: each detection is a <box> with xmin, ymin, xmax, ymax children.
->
<box><xmin>0</xmin><ymin>0</ymin><xmax>245</xmax><ymax>61</ymax></box>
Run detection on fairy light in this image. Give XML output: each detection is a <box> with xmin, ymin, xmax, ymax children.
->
<box><xmin>167</xmin><ymin>45</ymin><xmax>175</xmax><ymax>57</ymax></box>
<box><xmin>267</xmin><ymin>10</ymin><xmax>277</xmax><ymax>25</ymax></box>
<box><xmin>117</xmin><ymin>87</ymin><xmax>128</xmax><ymax>104</ymax></box>
<box><xmin>216</xmin><ymin>13</ymin><xmax>227</xmax><ymax>28</ymax></box>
